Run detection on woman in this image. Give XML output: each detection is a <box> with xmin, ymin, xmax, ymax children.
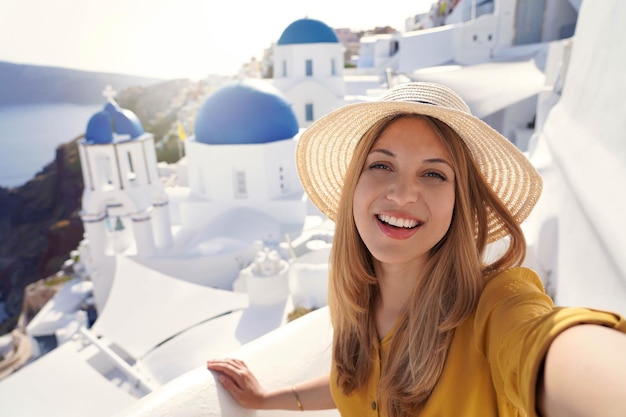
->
<box><xmin>207</xmin><ymin>82</ymin><xmax>626</xmax><ymax>416</ymax></box>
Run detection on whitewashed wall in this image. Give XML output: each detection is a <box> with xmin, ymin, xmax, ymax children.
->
<box><xmin>536</xmin><ymin>0</ymin><xmax>626</xmax><ymax>315</ymax></box>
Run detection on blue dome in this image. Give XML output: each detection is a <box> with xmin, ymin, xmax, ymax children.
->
<box><xmin>277</xmin><ymin>18</ymin><xmax>339</xmax><ymax>45</ymax></box>
<box><xmin>85</xmin><ymin>101</ymin><xmax>144</xmax><ymax>144</ymax></box>
<box><xmin>194</xmin><ymin>79</ymin><xmax>299</xmax><ymax>145</ymax></box>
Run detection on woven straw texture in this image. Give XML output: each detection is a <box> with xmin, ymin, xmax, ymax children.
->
<box><xmin>296</xmin><ymin>82</ymin><xmax>542</xmax><ymax>243</ymax></box>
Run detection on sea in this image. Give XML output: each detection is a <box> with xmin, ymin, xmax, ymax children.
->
<box><xmin>0</xmin><ymin>103</ymin><xmax>102</xmax><ymax>188</ymax></box>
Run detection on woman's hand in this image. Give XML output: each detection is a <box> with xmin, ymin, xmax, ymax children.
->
<box><xmin>207</xmin><ymin>358</ymin><xmax>267</xmax><ymax>409</ymax></box>
<box><xmin>208</xmin><ymin>358</ymin><xmax>335</xmax><ymax>411</ymax></box>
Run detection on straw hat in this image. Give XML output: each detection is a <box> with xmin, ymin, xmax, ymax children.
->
<box><xmin>296</xmin><ymin>82</ymin><xmax>543</xmax><ymax>243</ymax></box>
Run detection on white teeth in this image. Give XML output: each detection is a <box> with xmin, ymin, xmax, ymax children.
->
<box><xmin>378</xmin><ymin>214</ymin><xmax>419</xmax><ymax>229</ymax></box>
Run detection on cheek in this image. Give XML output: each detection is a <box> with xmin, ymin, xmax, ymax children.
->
<box><xmin>352</xmin><ymin>182</ymin><xmax>367</xmax><ymax>223</ymax></box>
<box><xmin>352</xmin><ymin>179</ymin><xmax>375</xmax><ymax>234</ymax></box>
<box><xmin>432</xmin><ymin>190</ymin><xmax>455</xmax><ymax>228</ymax></box>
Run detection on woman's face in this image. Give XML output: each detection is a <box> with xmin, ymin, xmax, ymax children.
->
<box><xmin>353</xmin><ymin>117</ymin><xmax>456</xmax><ymax>274</ymax></box>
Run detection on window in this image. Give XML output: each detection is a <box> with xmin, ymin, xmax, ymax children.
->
<box><xmin>389</xmin><ymin>40</ymin><xmax>399</xmax><ymax>56</ymax></box>
<box><xmin>305</xmin><ymin>103</ymin><xmax>314</xmax><ymax>122</ymax></box>
<box><xmin>235</xmin><ymin>171</ymin><xmax>247</xmax><ymax>198</ymax></box>
<box><xmin>282</xmin><ymin>60</ymin><xmax>287</xmax><ymax>77</ymax></box>
<box><xmin>127</xmin><ymin>151</ymin><xmax>136</xmax><ymax>181</ymax></box>
<box><xmin>331</xmin><ymin>58</ymin><xmax>336</xmax><ymax>75</ymax></box>
<box><xmin>306</xmin><ymin>59</ymin><xmax>313</xmax><ymax>76</ymax></box>
<box><xmin>279</xmin><ymin>166</ymin><xmax>287</xmax><ymax>193</ymax></box>
<box><xmin>96</xmin><ymin>155</ymin><xmax>114</xmax><ymax>187</ymax></box>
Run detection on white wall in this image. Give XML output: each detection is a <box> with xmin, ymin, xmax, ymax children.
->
<box><xmin>185</xmin><ymin>139</ymin><xmax>301</xmax><ymax>201</ymax></box>
<box><xmin>538</xmin><ymin>0</ymin><xmax>626</xmax><ymax>314</ymax></box>
<box><xmin>273</xmin><ymin>43</ymin><xmax>344</xmax><ymax>90</ymax></box>
<box><xmin>399</xmin><ymin>26</ymin><xmax>455</xmax><ymax>72</ymax></box>
<box><xmin>273</xmin><ymin>42</ymin><xmax>345</xmax><ymax>126</ymax></box>
<box><xmin>284</xmin><ymin>80</ymin><xmax>344</xmax><ymax>127</ymax></box>
<box><xmin>454</xmin><ymin>14</ymin><xmax>499</xmax><ymax>64</ymax></box>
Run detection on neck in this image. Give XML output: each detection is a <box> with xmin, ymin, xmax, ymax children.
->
<box><xmin>375</xmin><ymin>261</ymin><xmax>422</xmax><ymax>309</ymax></box>
<box><xmin>374</xmin><ymin>262</ymin><xmax>423</xmax><ymax>339</ymax></box>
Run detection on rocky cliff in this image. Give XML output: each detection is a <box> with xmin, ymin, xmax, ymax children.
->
<box><xmin>0</xmin><ymin>138</ymin><xmax>85</xmax><ymax>334</ymax></box>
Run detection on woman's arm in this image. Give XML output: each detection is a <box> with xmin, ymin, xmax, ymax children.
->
<box><xmin>207</xmin><ymin>358</ymin><xmax>335</xmax><ymax>410</ymax></box>
<box><xmin>538</xmin><ymin>324</ymin><xmax>626</xmax><ymax>417</ymax></box>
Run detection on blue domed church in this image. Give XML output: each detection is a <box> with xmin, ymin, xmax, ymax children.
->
<box><xmin>180</xmin><ymin>78</ymin><xmax>306</xmax><ymax>252</ymax></box>
<box><xmin>79</xmin><ymin>93</ymin><xmax>172</xmax><ymax>255</ymax></box>
<box><xmin>77</xmin><ymin>88</ymin><xmax>174</xmax><ymax>305</ymax></box>
<box><xmin>273</xmin><ymin>18</ymin><xmax>346</xmax><ymax>128</ymax></box>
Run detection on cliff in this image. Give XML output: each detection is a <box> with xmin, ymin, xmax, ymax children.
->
<box><xmin>0</xmin><ymin>138</ymin><xmax>85</xmax><ymax>334</ymax></box>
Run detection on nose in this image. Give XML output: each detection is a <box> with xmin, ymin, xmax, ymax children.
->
<box><xmin>386</xmin><ymin>174</ymin><xmax>419</xmax><ymax>205</ymax></box>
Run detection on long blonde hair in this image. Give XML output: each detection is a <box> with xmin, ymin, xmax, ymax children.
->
<box><xmin>328</xmin><ymin>114</ymin><xmax>526</xmax><ymax>416</ymax></box>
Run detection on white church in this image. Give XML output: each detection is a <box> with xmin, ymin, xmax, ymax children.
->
<box><xmin>271</xmin><ymin>17</ymin><xmax>347</xmax><ymax>127</ymax></box>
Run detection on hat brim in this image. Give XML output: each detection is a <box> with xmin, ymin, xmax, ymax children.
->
<box><xmin>296</xmin><ymin>100</ymin><xmax>542</xmax><ymax>243</ymax></box>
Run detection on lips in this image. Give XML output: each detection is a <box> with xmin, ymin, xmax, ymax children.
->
<box><xmin>377</xmin><ymin>214</ymin><xmax>421</xmax><ymax>229</ymax></box>
<box><xmin>375</xmin><ymin>213</ymin><xmax>423</xmax><ymax>240</ymax></box>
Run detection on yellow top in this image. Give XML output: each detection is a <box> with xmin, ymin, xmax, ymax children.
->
<box><xmin>330</xmin><ymin>267</ymin><xmax>626</xmax><ymax>416</ymax></box>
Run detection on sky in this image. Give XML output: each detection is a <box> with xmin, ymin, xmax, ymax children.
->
<box><xmin>0</xmin><ymin>0</ymin><xmax>433</xmax><ymax>81</ymax></box>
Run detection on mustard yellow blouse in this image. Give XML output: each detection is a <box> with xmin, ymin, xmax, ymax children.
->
<box><xmin>330</xmin><ymin>267</ymin><xmax>626</xmax><ymax>416</ymax></box>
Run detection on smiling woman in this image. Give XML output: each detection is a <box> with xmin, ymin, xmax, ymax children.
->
<box><xmin>208</xmin><ymin>82</ymin><xmax>626</xmax><ymax>417</ymax></box>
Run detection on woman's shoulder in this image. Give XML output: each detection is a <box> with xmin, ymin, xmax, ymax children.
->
<box><xmin>483</xmin><ymin>266</ymin><xmax>545</xmax><ymax>295</ymax></box>
<box><xmin>471</xmin><ymin>267</ymin><xmax>555</xmax><ymax>357</ymax></box>
<box><xmin>477</xmin><ymin>267</ymin><xmax>550</xmax><ymax>314</ymax></box>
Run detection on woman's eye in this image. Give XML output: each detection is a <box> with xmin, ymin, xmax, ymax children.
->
<box><xmin>368</xmin><ymin>162</ymin><xmax>391</xmax><ymax>171</ymax></box>
<box><xmin>424</xmin><ymin>171</ymin><xmax>446</xmax><ymax>181</ymax></box>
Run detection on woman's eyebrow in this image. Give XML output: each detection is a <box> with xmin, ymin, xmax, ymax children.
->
<box><xmin>370</xmin><ymin>149</ymin><xmax>452</xmax><ymax>167</ymax></box>
<box><xmin>424</xmin><ymin>158</ymin><xmax>453</xmax><ymax>168</ymax></box>
<box><xmin>368</xmin><ymin>148</ymin><xmax>395</xmax><ymax>157</ymax></box>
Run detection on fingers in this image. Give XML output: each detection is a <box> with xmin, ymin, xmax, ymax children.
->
<box><xmin>207</xmin><ymin>358</ymin><xmax>252</xmax><ymax>390</ymax></box>
<box><xmin>207</xmin><ymin>358</ymin><xmax>247</xmax><ymax>371</ymax></box>
<box><xmin>216</xmin><ymin>371</ymin><xmax>242</xmax><ymax>395</ymax></box>
<box><xmin>207</xmin><ymin>358</ymin><xmax>265</xmax><ymax>409</ymax></box>
<box><xmin>207</xmin><ymin>358</ymin><xmax>248</xmax><ymax>379</ymax></box>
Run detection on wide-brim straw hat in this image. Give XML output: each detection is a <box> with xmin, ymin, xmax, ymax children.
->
<box><xmin>296</xmin><ymin>82</ymin><xmax>543</xmax><ymax>243</ymax></box>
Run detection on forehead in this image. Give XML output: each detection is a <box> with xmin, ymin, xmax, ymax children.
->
<box><xmin>372</xmin><ymin>116</ymin><xmax>449</xmax><ymax>152</ymax></box>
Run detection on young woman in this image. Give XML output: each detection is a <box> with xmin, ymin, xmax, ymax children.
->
<box><xmin>207</xmin><ymin>82</ymin><xmax>626</xmax><ymax>417</ymax></box>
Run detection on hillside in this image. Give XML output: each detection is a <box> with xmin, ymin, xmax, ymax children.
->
<box><xmin>0</xmin><ymin>61</ymin><xmax>163</xmax><ymax>105</ymax></box>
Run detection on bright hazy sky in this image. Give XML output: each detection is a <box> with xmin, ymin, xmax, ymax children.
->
<box><xmin>0</xmin><ymin>0</ymin><xmax>433</xmax><ymax>80</ymax></box>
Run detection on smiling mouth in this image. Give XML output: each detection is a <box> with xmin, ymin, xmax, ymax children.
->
<box><xmin>377</xmin><ymin>214</ymin><xmax>421</xmax><ymax>229</ymax></box>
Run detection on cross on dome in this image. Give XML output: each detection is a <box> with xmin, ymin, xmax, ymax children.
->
<box><xmin>102</xmin><ymin>85</ymin><xmax>117</xmax><ymax>102</ymax></box>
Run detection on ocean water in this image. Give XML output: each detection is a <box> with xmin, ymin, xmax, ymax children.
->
<box><xmin>0</xmin><ymin>103</ymin><xmax>102</xmax><ymax>188</ymax></box>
